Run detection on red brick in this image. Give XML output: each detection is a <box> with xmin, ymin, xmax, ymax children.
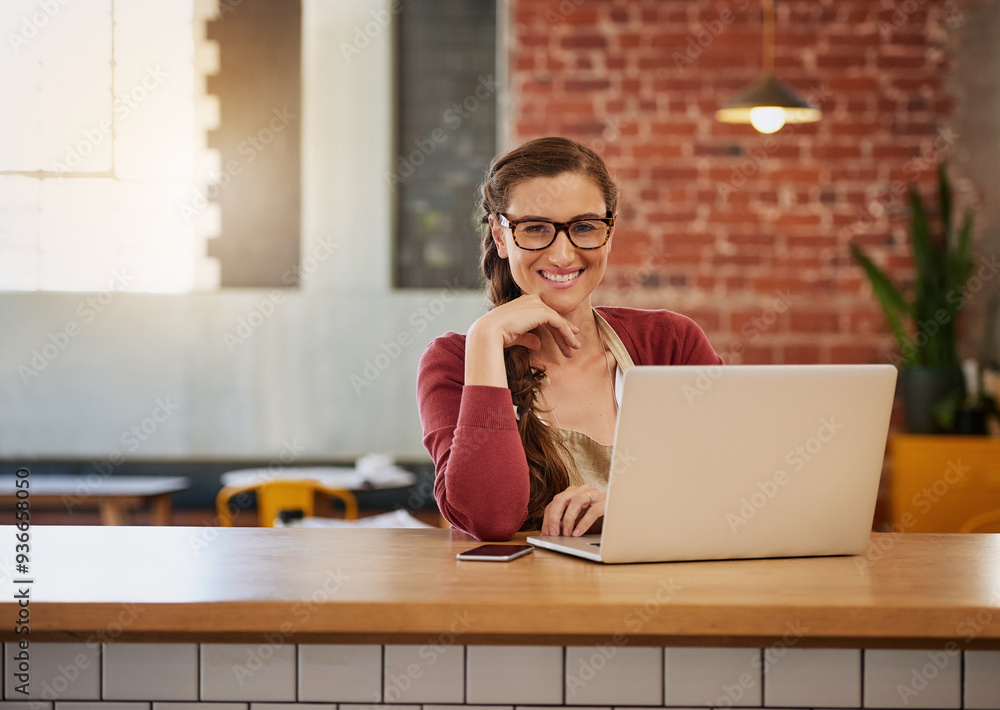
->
<box><xmin>775</xmin><ymin>213</ymin><xmax>822</xmax><ymax>229</ymax></box>
<box><xmin>790</xmin><ymin>310</ymin><xmax>841</xmax><ymax>333</ymax></box>
<box><xmin>563</xmin><ymin>78</ymin><xmax>612</xmax><ymax>92</ymax></box>
<box><xmin>830</xmin><ymin>345</ymin><xmax>884</xmax><ymax>364</ymax></box>
<box><xmin>560</xmin><ymin>34</ymin><xmax>608</xmax><ymax>50</ymax></box>
<box><xmin>713</xmin><ymin>253</ymin><xmax>765</xmax><ymax>267</ymax></box>
<box><xmin>816</xmin><ymin>54</ymin><xmax>868</xmax><ymax>69</ymax></box>
<box><xmin>782</xmin><ymin>344</ymin><xmax>822</xmax><ymax>364</ymax></box>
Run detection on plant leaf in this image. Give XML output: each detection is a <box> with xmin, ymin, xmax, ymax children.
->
<box><xmin>849</xmin><ymin>242</ymin><xmax>914</xmax><ymax>360</ymax></box>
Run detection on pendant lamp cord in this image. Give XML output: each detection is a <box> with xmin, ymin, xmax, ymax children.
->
<box><xmin>762</xmin><ymin>0</ymin><xmax>775</xmax><ymax>75</ymax></box>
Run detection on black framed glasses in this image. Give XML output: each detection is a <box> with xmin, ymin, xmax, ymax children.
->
<box><xmin>498</xmin><ymin>212</ymin><xmax>615</xmax><ymax>250</ymax></box>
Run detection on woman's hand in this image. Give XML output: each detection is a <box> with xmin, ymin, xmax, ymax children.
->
<box><xmin>465</xmin><ymin>294</ymin><xmax>581</xmax><ymax>388</ymax></box>
<box><xmin>475</xmin><ymin>294</ymin><xmax>581</xmax><ymax>356</ymax></box>
<box><xmin>541</xmin><ymin>484</ymin><xmax>605</xmax><ymax>537</ymax></box>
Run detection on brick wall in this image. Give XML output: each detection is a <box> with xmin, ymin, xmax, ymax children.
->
<box><xmin>507</xmin><ymin>0</ymin><xmax>976</xmax><ymax>367</ymax></box>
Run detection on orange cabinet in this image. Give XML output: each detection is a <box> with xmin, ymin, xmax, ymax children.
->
<box><xmin>890</xmin><ymin>435</ymin><xmax>1000</xmax><ymax>532</ymax></box>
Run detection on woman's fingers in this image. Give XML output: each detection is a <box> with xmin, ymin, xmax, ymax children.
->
<box><xmin>542</xmin><ymin>486</ymin><xmax>605</xmax><ymax>537</ymax></box>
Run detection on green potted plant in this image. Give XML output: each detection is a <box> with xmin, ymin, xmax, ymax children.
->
<box><xmin>849</xmin><ymin>163</ymin><xmax>976</xmax><ymax>433</ymax></box>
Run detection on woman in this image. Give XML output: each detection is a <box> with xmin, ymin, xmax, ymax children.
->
<box><xmin>417</xmin><ymin>137</ymin><xmax>723</xmax><ymax>541</ymax></box>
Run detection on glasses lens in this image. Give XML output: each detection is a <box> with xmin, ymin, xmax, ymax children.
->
<box><xmin>514</xmin><ymin>222</ymin><xmax>556</xmax><ymax>249</ymax></box>
<box><xmin>569</xmin><ymin>220</ymin><xmax>609</xmax><ymax>248</ymax></box>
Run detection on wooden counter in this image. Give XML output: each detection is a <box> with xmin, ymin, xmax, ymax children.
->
<box><xmin>2</xmin><ymin>526</ymin><xmax>999</xmax><ymax>648</ymax></box>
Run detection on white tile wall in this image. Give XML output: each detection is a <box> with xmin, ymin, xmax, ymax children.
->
<box><xmin>564</xmin><ymin>645</ymin><xmax>661</xmax><ymax>706</ymax></box>
<box><xmin>865</xmin><ymin>649</ymin><xmax>961</xmax><ymax>709</ymax></box>
<box><xmin>5</xmin><ymin>642</ymin><xmax>995</xmax><ymax>708</ymax></box>
<box><xmin>3</xmin><ymin>642</ymin><xmax>100</xmax><ymax>700</ymax></box>
<box><xmin>298</xmin><ymin>645</ymin><xmax>382</xmax><ymax>702</ymax></box>
<box><xmin>103</xmin><ymin>643</ymin><xmax>198</xmax><ymax>700</ymax></box>
<box><xmin>763</xmin><ymin>648</ymin><xmax>861</xmax><ymax>707</ymax></box>
<box><xmin>663</xmin><ymin>646</ymin><xmax>761</xmax><ymax>707</ymax></box>
<box><xmin>383</xmin><ymin>644</ymin><xmax>464</xmax><ymax>704</ymax></box>
<box><xmin>466</xmin><ymin>646</ymin><xmax>563</xmax><ymax>705</ymax></box>
<box><xmin>199</xmin><ymin>644</ymin><xmax>295</xmax><ymax>702</ymax></box>
<box><xmin>964</xmin><ymin>650</ymin><xmax>1000</xmax><ymax>710</ymax></box>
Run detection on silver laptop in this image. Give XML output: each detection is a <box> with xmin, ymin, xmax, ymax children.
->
<box><xmin>527</xmin><ymin>364</ymin><xmax>897</xmax><ymax>563</ymax></box>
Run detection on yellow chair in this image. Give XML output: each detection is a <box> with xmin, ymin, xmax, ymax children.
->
<box><xmin>959</xmin><ymin>509</ymin><xmax>1000</xmax><ymax>534</ymax></box>
<box><xmin>216</xmin><ymin>479</ymin><xmax>359</xmax><ymax>527</ymax></box>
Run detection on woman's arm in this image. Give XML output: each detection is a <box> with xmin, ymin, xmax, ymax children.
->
<box><xmin>416</xmin><ymin>335</ymin><xmax>531</xmax><ymax>540</ymax></box>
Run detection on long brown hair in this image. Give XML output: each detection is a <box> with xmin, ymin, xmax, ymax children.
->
<box><xmin>477</xmin><ymin>136</ymin><xmax>620</xmax><ymax>529</ymax></box>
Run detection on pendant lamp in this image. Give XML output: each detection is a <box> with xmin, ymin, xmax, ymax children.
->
<box><xmin>715</xmin><ymin>0</ymin><xmax>821</xmax><ymax>134</ymax></box>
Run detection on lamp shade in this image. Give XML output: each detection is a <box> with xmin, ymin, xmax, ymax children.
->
<box><xmin>715</xmin><ymin>74</ymin><xmax>821</xmax><ymax>132</ymax></box>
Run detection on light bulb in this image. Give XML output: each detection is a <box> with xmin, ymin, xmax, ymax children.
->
<box><xmin>749</xmin><ymin>107</ymin><xmax>787</xmax><ymax>134</ymax></box>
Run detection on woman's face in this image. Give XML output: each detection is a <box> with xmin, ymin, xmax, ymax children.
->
<box><xmin>490</xmin><ymin>171</ymin><xmax>614</xmax><ymax>318</ymax></box>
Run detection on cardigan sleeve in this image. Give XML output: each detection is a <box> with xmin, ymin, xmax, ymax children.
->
<box><xmin>415</xmin><ymin>334</ymin><xmax>531</xmax><ymax>541</ymax></box>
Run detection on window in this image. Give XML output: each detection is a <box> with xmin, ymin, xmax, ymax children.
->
<box><xmin>392</xmin><ymin>0</ymin><xmax>500</xmax><ymax>289</ymax></box>
<box><xmin>0</xmin><ymin>0</ymin><xmax>301</xmax><ymax>292</ymax></box>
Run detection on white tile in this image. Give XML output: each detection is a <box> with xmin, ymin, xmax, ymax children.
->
<box><xmin>3</xmin><ymin>642</ymin><xmax>100</xmax><ymax>700</ymax></box>
<box><xmin>565</xmin><ymin>645</ymin><xmax>661</xmax><ymax>706</ymax></box>
<box><xmin>965</xmin><ymin>650</ymin><xmax>1000</xmax><ymax>709</ymax></box>
<box><xmin>0</xmin><ymin>705</ymin><xmax>52</xmax><ymax>710</ymax></box>
<box><xmin>424</xmin><ymin>707</ymin><xmax>511</xmax><ymax>710</ymax></box>
<box><xmin>382</xmin><ymin>644</ymin><xmax>464</xmax><ymax>704</ymax></box>
<box><xmin>466</xmin><ymin>646</ymin><xmax>562</xmax><ymax>705</ymax></box>
<box><xmin>298</xmin><ymin>644</ymin><xmax>382</xmax><ymax>702</ymax></box>
<box><xmin>663</xmin><ymin>646</ymin><xmax>761</xmax><ymax>706</ymax></box>
<box><xmin>56</xmin><ymin>704</ymin><xmax>148</xmax><ymax>710</ymax></box>
<box><xmin>103</xmin><ymin>643</ymin><xmax>198</xmax><ymax>700</ymax></box>
<box><xmin>864</xmin><ymin>649</ymin><xmax>961</xmax><ymax>709</ymax></box>
<box><xmin>250</xmin><ymin>705</ymin><xmax>334</xmax><ymax>710</ymax></box>
<box><xmin>764</xmin><ymin>648</ymin><xmax>860</xmax><ymax>707</ymax></box>
<box><xmin>200</xmin><ymin>644</ymin><xmax>295</xmax><ymax>701</ymax></box>
<box><xmin>152</xmin><ymin>705</ymin><xmax>246</xmax><ymax>710</ymax></box>
<box><xmin>339</xmin><ymin>706</ymin><xmax>420</xmax><ymax>710</ymax></box>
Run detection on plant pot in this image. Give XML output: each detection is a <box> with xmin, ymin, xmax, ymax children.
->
<box><xmin>900</xmin><ymin>367</ymin><xmax>965</xmax><ymax>434</ymax></box>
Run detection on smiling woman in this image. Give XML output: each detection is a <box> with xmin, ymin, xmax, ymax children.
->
<box><xmin>416</xmin><ymin>137</ymin><xmax>724</xmax><ymax>542</ymax></box>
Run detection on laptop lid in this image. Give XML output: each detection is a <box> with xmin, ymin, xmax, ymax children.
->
<box><xmin>533</xmin><ymin>364</ymin><xmax>897</xmax><ymax>564</ymax></box>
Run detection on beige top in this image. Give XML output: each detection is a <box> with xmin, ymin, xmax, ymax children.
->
<box><xmin>546</xmin><ymin>311</ymin><xmax>635</xmax><ymax>490</ymax></box>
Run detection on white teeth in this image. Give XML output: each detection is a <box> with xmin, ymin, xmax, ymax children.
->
<box><xmin>542</xmin><ymin>270</ymin><xmax>581</xmax><ymax>283</ymax></box>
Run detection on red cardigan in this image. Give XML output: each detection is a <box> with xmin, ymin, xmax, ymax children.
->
<box><xmin>416</xmin><ymin>307</ymin><xmax>724</xmax><ymax>541</ymax></box>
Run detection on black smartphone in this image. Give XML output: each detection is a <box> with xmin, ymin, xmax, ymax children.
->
<box><xmin>456</xmin><ymin>544</ymin><xmax>535</xmax><ymax>561</ymax></box>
